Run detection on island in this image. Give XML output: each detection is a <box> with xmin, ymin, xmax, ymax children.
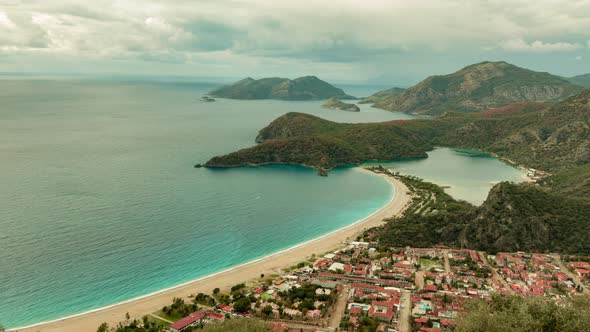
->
<box><xmin>200</xmin><ymin>96</ymin><xmax>216</xmax><ymax>102</ymax></box>
<box><xmin>209</xmin><ymin>76</ymin><xmax>355</xmax><ymax>101</ymax></box>
<box><xmin>322</xmin><ymin>98</ymin><xmax>360</xmax><ymax>112</ymax></box>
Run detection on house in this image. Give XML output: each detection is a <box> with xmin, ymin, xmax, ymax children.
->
<box><xmin>424</xmin><ymin>284</ymin><xmax>438</xmax><ymax>292</ymax></box>
<box><xmin>306</xmin><ymin>309</ymin><xmax>322</xmax><ymax>319</ymax></box>
<box><xmin>328</xmin><ymin>262</ymin><xmax>346</xmax><ymax>272</ymax></box>
<box><xmin>217</xmin><ymin>303</ymin><xmax>233</xmax><ymax>313</ymax></box>
<box><xmin>167</xmin><ymin>312</ymin><xmax>206</xmax><ymax>332</ymax></box>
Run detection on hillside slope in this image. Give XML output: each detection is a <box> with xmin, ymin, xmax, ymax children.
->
<box><xmin>209</xmin><ymin>76</ymin><xmax>355</xmax><ymax>100</ymax></box>
<box><xmin>378</xmin><ymin>173</ymin><xmax>590</xmax><ymax>254</ymax></box>
<box><xmin>369</xmin><ymin>61</ymin><xmax>585</xmax><ymax>115</ymax></box>
<box><xmin>569</xmin><ymin>73</ymin><xmax>590</xmax><ymax>88</ymax></box>
<box><xmin>359</xmin><ymin>87</ymin><xmax>405</xmax><ymax>106</ymax></box>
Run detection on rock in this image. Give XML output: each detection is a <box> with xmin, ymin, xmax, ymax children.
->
<box><xmin>200</xmin><ymin>96</ymin><xmax>216</xmax><ymax>102</ymax></box>
<box><xmin>318</xmin><ymin>169</ymin><xmax>328</xmax><ymax>177</ymax></box>
<box><xmin>194</xmin><ymin>164</ymin><xmax>203</xmax><ymax>168</ymax></box>
<box><xmin>321</xmin><ymin>98</ymin><xmax>360</xmax><ymax>112</ymax></box>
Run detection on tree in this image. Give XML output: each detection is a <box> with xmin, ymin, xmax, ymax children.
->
<box><xmin>233</xmin><ymin>297</ymin><xmax>252</xmax><ymax>313</ymax></box>
<box><xmin>455</xmin><ymin>295</ymin><xmax>590</xmax><ymax>332</ymax></box>
<box><xmin>261</xmin><ymin>304</ymin><xmax>273</xmax><ymax>318</ymax></box>
<box><xmin>97</xmin><ymin>322</ymin><xmax>109</xmax><ymax>332</ymax></box>
<box><xmin>213</xmin><ymin>287</ymin><xmax>220</xmax><ymax>295</ymax></box>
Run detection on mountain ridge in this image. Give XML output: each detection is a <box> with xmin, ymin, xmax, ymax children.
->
<box><xmin>366</xmin><ymin>61</ymin><xmax>585</xmax><ymax>115</ymax></box>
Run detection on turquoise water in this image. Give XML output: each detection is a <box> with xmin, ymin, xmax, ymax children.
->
<box><xmin>367</xmin><ymin>148</ymin><xmax>527</xmax><ymax>205</ymax></box>
<box><xmin>0</xmin><ymin>79</ymin><xmax>405</xmax><ymax>328</ymax></box>
<box><xmin>0</xmin><ymin>79</ymin><xmax>521</xmax><ymax>328</ymax></box>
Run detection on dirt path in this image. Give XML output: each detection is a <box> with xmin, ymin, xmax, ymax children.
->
<box><xmin>398</xmin><ymin>289</ymin><xmax>412</xmax><ymax>332</ymax></box>
<box><xmin>328</xmin><ymin>284</ymin><xmax>350</xmax><ymax>329</ymax></box>
<box><xmin>443</xmin><ymin>249</ymin><xmax>451</xmax><ymax>273</ymax></box>
<box><xmin>478</xmin><ymin>251</ymin><xmax>513</xmax><ymax>294</ymax></box>
<box><xmin>415</xmin><ymin>271</ymin><xmax>424</xmax><ymax>291</ymax></box>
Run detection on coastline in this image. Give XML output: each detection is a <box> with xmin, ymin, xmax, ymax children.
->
<box><xmin>13</xmin><ymin>168</ymin><xmax>411</xmax><ymax>332</ymax></box>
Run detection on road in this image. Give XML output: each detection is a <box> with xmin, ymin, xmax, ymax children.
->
<box><xmin>328</xmin><ymin>284</ymin><xmax>350</xmax><ymax>329</ymax></box>
<box><xmin>553</xmin><ymin>254</ymin><xmax>589</xmax><ymax>294</ymax></box>
<box><xmin>415</xmin><ymin>271</ymin><xmax>424</xmax><ymax>291</ymax></box>
<box><xmin>148</xmin><ymin>313</ymin><xmax>173</xmax><ymax>324</ymax></box>
<box><xmin>478</xmin><ymin>251</ymin><xmax>513</xmax><ymax>294</ymax></box>
<box><xmin>443</xmin><ymin>249</ymin><xmax>451</xmax><ymax>273</ymax></box>
<box><xmin>398</xmin><ymin>289</ymin><xmax>412</xmax><ymax>332</ymax></box>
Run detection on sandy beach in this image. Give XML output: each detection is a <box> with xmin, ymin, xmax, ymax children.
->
<box><xmin>13</xmin><ymin>168</ymin><xmax>410</xmax><ymax>332</ymax></box>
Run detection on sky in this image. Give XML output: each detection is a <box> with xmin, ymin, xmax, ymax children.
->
<box><xmin>1</xmin><ymin>0</ymin><xmax>590</xmax><ymax>85</ymax></box>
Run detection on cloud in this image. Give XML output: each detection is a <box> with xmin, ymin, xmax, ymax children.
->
<box><xmin>499</xmin><ymin>39</ymin><xmax>583</xmax><ymax>52</ymax></box>
<box><xmin>1</xmin><ymin>0</ymin><xmax>590</xmax><ymax>82</ymax></box>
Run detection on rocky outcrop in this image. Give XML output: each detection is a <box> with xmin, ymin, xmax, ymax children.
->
<box><xmin>322</xmin><ymin>98</ymin><xmax>360</xmax><ymax>112</ymax></box>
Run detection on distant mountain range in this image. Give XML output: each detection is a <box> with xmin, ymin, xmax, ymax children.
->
<box><xmin>363</xmin><ymin>61</ymin><xmax>586</xmax><ymax>115</ymax></box>
<box><xmin>209</xmin><ymin>76</ymin><xmax>355</xmax><ymax>101</ymax></box>
<box><xmin>568</xmin><ymin>73</ymin><xmax>590</xmax><ymax>88</ymax></box>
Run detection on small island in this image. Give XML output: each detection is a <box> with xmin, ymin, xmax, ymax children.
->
<box><xmin>200</xmin><ymin>96</ymin><xmax>216</xmax><ymax>102</ymax></box>
<box><xmin>322</xmin><ymin>98</ymin><xmax>360</xmax><ymax>112</ymax></box>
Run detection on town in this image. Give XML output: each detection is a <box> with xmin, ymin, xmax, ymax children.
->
<box><xmin>125</xmin><ymin>237</ymin><xmax>589</xmax><ymax>332</ymax></box>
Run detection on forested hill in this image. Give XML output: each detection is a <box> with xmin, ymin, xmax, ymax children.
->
<box><xmin>364</xmin><ymin>61</ymin><xmax>585</xmax><ymax>115</ymax></box>
<box><xmin>209</xmin><ymin>76</ymin><xmax>355</xmax><ymax>100</ymax></box>
<box><xmin>377</xmin><ymin>171</ymin><xmax>590</xmax><ymax>255</ymax></box>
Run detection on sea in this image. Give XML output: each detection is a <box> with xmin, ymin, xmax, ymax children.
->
<box><xmin>0</xmin><ymin>78</ymin><xmax>524</xmax><ymax>328</ymax></box>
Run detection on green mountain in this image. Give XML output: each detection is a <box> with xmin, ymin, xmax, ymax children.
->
<box><xmin>368</xmin><ymin>61</ymin><xmax>585</xmax><ymax>115</ymax></box>
<box><xmin>205</xmin><ymin>113</ymin><xmax>432</xmax><ymax>170</ymax></box>
<box><xmin>321</xmin><ymin>98</ymin><xmax>360</xmax><ymax>112</ymax></box>
<box><xmin>209</xmin><ymin>76</ymin><xmax>355</xmax><ymax>100</ymax></box>
<box><xmin>359</xmin><ymin>87</ymin><xmax>405</xmax><ymax>105</ymax></box>
<box><xmin>568</xmin><ymin>73</ymin><xmax>590</xmax><ymax>88</ymax></box>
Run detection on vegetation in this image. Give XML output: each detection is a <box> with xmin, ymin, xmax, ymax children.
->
<box><xmin>359</xmin><ymin>87</ymin><xmax>405</xmax><ymax>105</ymax></box>
<box><xmin>366</xmin><ymin>61</ymin><xmax>585</xmax><ymax>115</ymax></box>
<box><xmin>209</xmin><ymin>76</ymin><xmax>355</xmax><ymax>100</ymax></box>
<box><xmin>454</xmin><ymin>294</ymin><xmax>590</xmax><ymax>332</ymax></box>
<box><xmin>159</xmin><ymin>297</ymin><xmax>199</xmax><ymax>321</ymax></box>
<box><xmin>376</xmin><ymin>168</ymin><xmax>590</xmax><ymax>254</ymax></box>
<box><xmin>97</xmin><ymin>314</ymin><xmax>168</xmax><ymax>332</ymax></box>
<box><xmin>322</xmin><ymin>98</ymin><xmax>360</xmax><ymax>112</ymax></box>
<box><xmin>199</xmin><ymin>319</ymin><xmax>269</xmax><ymax>332</ymax></box>
<box><xmin>205</xmin><ymin>112</ymin><xmax>433</xmax><ymax>170</ymax></box>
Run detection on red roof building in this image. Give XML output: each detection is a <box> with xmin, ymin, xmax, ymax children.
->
<box><xmin>168</xmin><ymin>312</ymin><xmax>206</xmax><ymax>332</ymax></box>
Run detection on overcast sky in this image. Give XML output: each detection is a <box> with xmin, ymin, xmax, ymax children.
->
<box><xmin>1</xmin><ymin>0</ymin><xmax>590</xmax><ymax>85</ymax></box>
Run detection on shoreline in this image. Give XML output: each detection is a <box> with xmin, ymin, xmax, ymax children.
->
<box><xmin>12</xmin><ymin>168</ymin><xmax>411</xmax><ymax>332</ymax></box>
